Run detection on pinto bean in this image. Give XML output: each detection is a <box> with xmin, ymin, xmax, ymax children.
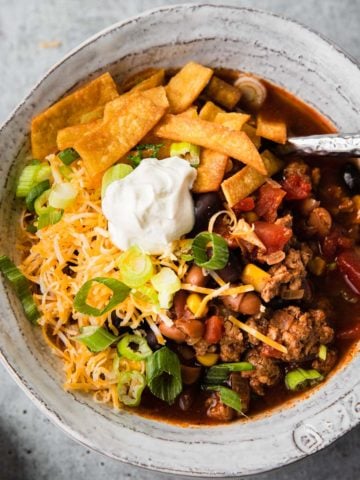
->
<box><xmin>185</xmin><ymin>265</ymin><xmax>207</xmax><ymax>287</ymax></box>
<box><xmin>181</xmin><ymin>365</ymin><xmax>202</xmax><ymax>385</ymax></box>
<box><xmin>159</xmin><ymin>323</ymin><xmax>186</xmax><ymax>343</ymax></box>
<box><xmin>238</xmin><ymin>293</ymin><xmax>261</xmax><ymax>315</ymax></box>
<box><xmin>173</xmin><ymin>290</ymin><xmax>188</xmax><ymax>318</ymax></box>
<box><xmin>308</xmin><ymin>207</ymin><xmax>332</xmax><ymax>237</ymax></box>
<box><xmin>222</xmin><ymin>292</ymin><xmax>261</xmax><ymax>315</ymax></box>
<box><xmin>176</xmin><ymin>319</ymin><xmax>204</xmax><ymax>339</ymax></box>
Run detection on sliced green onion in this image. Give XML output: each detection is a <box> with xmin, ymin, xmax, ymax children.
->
<box><xmin>192</xmin><ymin>232</ymin><xmax>229</xmax><ymax>270</ymax></box>
<box><xmin>151</xmin><ymin>267</ymin><xmax>181</xmax><ymax>309</ymax></box>
<box><xmin>16</xmin><ymin>163</ymin><xmax>51</xmax><ymax>198</ymax></box>
<box><xmin>181</xmin><ymin>253</ymin><xmax>194</xmax><ymax>262</ymax></box>
<box><xmin>146</xmin><ymin>347</ymin><xmax>182</xmax><ymax>404</ymax></box>
<box><xmin>131</xmin><ymin>285</ymin><xmax>159</xmax><ymax>311</ymax></box>
<box><xmin>207</xmin><ymin>385</ymin><xmax>242</xmax><ymax>413</ymax></box>
<box><xmin>285</xmin><ymin>368</ymin><xmax>324</xmax><ymax>391</ymax></box>
<box><xmin>75</xmin><ymin>326</ymin><xmax>118</xmax><ymax>352</ymax></box>
<box><xmin>318</xmin><ymin>344</ymin><xmax>327</xmax><ymax>361</ymax></box>
<box><xmin>35</xmin><ymin>164</ymin><xmax>52</xmax><ymax>183</ymax></box>
<box><xmin>37</xmin><ymin>207</ymin><xmax>63</xmax><ymax>229</ymax></box>
<box><xmin>34</xmin><ymin>189</ymin><xmax>51</xmax><ymax>216</ymax></box>
<box><xmin>16</xmin><ymin>165</ymin><xmax>41</xmax><ymax>197</ymax></box>
<box><xmin>74</xmin><ymin>277</ymin><xmax>130</xmax><ymax>317</ymax></box>
<box><xmin>117</xmin><ymin>245</ymin><xmax>154</xmax><ymax>288</ymax></box>
<box><xmin>0</xmin><ymin>255</ymin><xmax>40</xmax><ymax>324</ymax></box>
<box><xmin>117</xmin><ymin>334</ymin><xmax>152</xmax><ymax>361</ymax></box>
<box><xmin>58</xmin><ymin>148</ymin><xmax>80</xmax><ymax>165</ymax></box>
<box><xmin>170</xmin><ymin>142</ymin><xmax>200</xmax><ymax>167</ymax></box>
<box><xmin>118</xmin><ymin>371</ymin><xmax>146</xmax><ymax>407</ymax></box>
<box><xmin>25</xmin><ymin>180</ymin><xmax>51</xmax><ymax>212</ymax></box>
<box><xmin>59</xmin><ymin>165</ymin><xmax>73</xmax><ymax>180</ymax></box>
<box><xmin>48</xmin><ymin>183</ymin><xmax>78</xmax><ymax>209</ymax></box>
<box><xmin>101</xmin><ymin>164</ymin><xmax>133</xmax><ymax>198</ymax></box>
<box><xmin>204</xmin><ymin>362</ymin><xmax>254</xmax><ymax>384</ymax></box>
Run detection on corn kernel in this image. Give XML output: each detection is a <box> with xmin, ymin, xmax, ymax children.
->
<box><xmin>241</xmin><ymin>263</ymin><xmax>270</xmax><ymax>292</ymax></box>
<box><xmin>186</xmin><ymin>293</ymin><xmax>203</xmax><ymax>315</ymax></box>
<box><xmin>308</xmin><ymin>256</ymin><xmax>326</xmax><ymax>276</ymax></box>
<box><xmin>244</xmin><ymin>212</ymin><xmax>259</xmax><ymax>223</ymax></box>
<box><xmin>196</xmin><ymin>353</ymin><xmax>219</xmax><ymax>367</ymax></box>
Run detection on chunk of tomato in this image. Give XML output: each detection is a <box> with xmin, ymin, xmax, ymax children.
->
<box><xmin>336</xmin><ymin>250</ymin><xmax>360</xmax><ymax>295</ymax></box>
<box><xmin>254</xmin><ymin>221</ymin><xmax>292</xmax><ymax>254</ymax></box>
<box><xmin>232</xmin><ymin>197</ymin><xmax>255</xmax><ymax>213</ymax></box>
<box><xmin>204</xmin><ymin>315</ymin><xmax>224</xmax><ymax>344</ymax></box>
<box><xmin>255</xmin><ymin>184</ymin><xmax>286</xmax><ymax>222</ymax></box>
<box><xmin>282</xmin><ymin>173</ymin><xmax>311</xmax><ymax>200</ymax></box>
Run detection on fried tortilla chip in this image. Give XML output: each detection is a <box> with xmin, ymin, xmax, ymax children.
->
<box><xmin>199</xmin><ymin>101</ymin><xmax>224</xmax><ymax>121</ymax></box>
<box><xmin>204</xmin><ymin>76</ymin><xmax>241</xmax><ymax>110</ymax></box>
<box><xmin>130</xmin><ymin>69</ymin><xmax>165</xmax><ymax>92</ymax></box>
<box><xmin>79</xmin><ymin>105</ymin><xmax>105</xmax><ymax>124</ymax></box>
<box><xmin>104</xmin><ymin>86</ymin><xmax>168</xmax><ymax>121</ymax></box>
<box><xmin>243</xmin><ymin>123</ymin><xmax>261</xmax><ymax>149</ymax></box>
<box><xmin>215</xmin><ymin>112</ymin><xmax>251</xmax><ymax>131</ymax></box>
<box><xmin>119</xmin><ymin>68</ymin><xmax>162</xmax><ymax>92</ymax></box>
<box><xmin>256</xmin><ymin>109</ymin><xmax>287</xmax><ymax>144</ymax></box>
<box><xmin>31</xmin><ymin>73</ymin><xmax>119</xmax><ymax>159</ymax></box>
<box><xmin>221</xmin><ymin>150</ymin><xmax>284</xmax><ymax>206</ymax></box>
<box><xmin>74</xmin><ymin>90</ymin><xmax>169</xmax><ymax>176</ymax></box>
<box><xmin>154</xmin><ymin>114</ymin><xmax>266</xmax><ymax>174</ymax></box>
<box><xmin>56</xmin><ymin>120</ymin><xmax>102</xmax><ymax>150</ymax></box>
<box><xmin>192</xmin><ymin>149</ymin><xmax>228</xmax><ymax>193</ymax></box>
<box><xmin>165</xmin><ymin>62</ymin><xmax>213</xmax><ymax>114</ymax></box>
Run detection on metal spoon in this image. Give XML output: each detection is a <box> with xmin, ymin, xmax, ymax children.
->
<box><xmin>276</xmin><ymin>133</ymin><xmax>360</xmax><ymax>157</ymax></box>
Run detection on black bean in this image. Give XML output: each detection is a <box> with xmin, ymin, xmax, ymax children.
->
<box><xmin>216</xmin><ymin>249</ymin><xmax>243</xmax><ymax>283</ymax></box>
<box><xmin>191</xmin><ymin>193</ymin><xmax>223</xmax><ymax>235</ymax></box>
<box><xmin>342</xmin><ymin>163</ymin><xmax>360</xmax><ymax>195</ymax></box>
<box><xmin>146</xmin><ymin>329</ymin><xmax>162</xmax><ymax>350</ymax></box>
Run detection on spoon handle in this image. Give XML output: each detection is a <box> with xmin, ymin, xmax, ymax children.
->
<box><xmin>277</xmin><ymin>133</ymin><xmax>360</xmax><ymax>157</ymax></box>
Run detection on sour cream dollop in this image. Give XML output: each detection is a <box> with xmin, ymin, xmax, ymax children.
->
<box><xmin>102</xmin><ymin>157</ymin><xmax>197</xmax><ymax>254</ymax></box>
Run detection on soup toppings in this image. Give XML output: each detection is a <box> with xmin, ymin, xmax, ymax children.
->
<box><xmin>1</xmin><ymin>62</ymin><xmax>359</xmax><ymax>424</ymax></box>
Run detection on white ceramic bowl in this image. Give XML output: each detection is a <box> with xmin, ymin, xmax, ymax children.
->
<box><xmin>1</xmin><ymin>4</ymin><xmax>360</xmax><ymax>477</ymax></box>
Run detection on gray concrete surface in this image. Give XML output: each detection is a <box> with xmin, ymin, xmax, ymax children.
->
<box><xmin>0</xmin><ymin>0</ymin><xmax>359</xmax><ymax>479</ymax></box>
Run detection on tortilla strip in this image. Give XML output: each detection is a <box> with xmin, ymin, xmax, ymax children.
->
<box><xmin>192</xmin><ymin>149</ymin><xmax>228</xmax><ymax>193</ymax></box>
<box><xmin>199</xmin><ymin>101</ymin><xmax>224</xmax><ymax>121</ymax></box>
<box><xmin>243</xmin><ymin>123</ymin><xmax>261</xmax><ymax>149</ymax></box>
<box><xmin>214</xmin><ymin>112</ymin><xmax>251</xmax><ymax>131</ymax></box>
<box><xmin>56</xmin><ymin>120</ymin><xmax>102</xmax><ymax>150</ymax></box>
<box><xmin>104</xmin><ymin>86</ymin><xmax>169</xmax><ymax>121</ymax></box>
<box><xmin>79</xmin><ymin>105</ymin><xmax>105</xmax><ymax>124</ymax></box>
<box><xmin>119</xmin><ymin>68</ymin><xmax>161</xmax><ymax>92</ymax></box>
<box><xmin>165</xmin><ymin>62</ymin><xmax>213</xmax><ymax>114</ymax></box>
<box><xmin>154</xmin><ymin>114</ymin><xmax>266</xmax><ymax>174</ymax></box>
<box><xmin>205</xmin><ymin>76</ymin><xmax>241</xmax><ymax>110</ymax></box>
<box><xmin>130</xmin><ymin>69</ymin><xmax>165</xmax><ymax>92</ymax></box>
<box><xmin>221</xmin><ymin>150</ymin><xmax>284</xmax><ymax>206</ymax></box>
<box><xmin>193</xmin><ymin>111</ymin><xmax>251</xmax><ymax>192</ymax></box>
<box><xmin>256</xmin><ymin>110</ymin><xmax>287</xmax><ymax>144</ymax></box>
<box><xmin>74</xmin><ymin>90</ymin><xmax>169</xmax><ymax>176</ymax></box>
<box><xmin>31</xmin><ymin>73</ymin><xmax>119</xmax><ymax>159</ymax></box>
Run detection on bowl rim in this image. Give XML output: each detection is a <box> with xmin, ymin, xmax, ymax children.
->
<box><xmin>1</xmin><ymin>3</ymin><xmax>360</xmax><ymax>477</ymax></box>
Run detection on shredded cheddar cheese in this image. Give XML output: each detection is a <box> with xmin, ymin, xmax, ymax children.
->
<box><xmin>17</xmin><ymin>159</ymin><xmax>186</xmax><ymax>408</ymax></box>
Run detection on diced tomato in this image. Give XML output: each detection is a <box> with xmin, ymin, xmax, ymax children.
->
<box><xmin>254</xmin><ymin>221</ymin><xmax>292</xmax><ymax>254</ymax></box>
<box><xmin>261</xmin><ymin>345</ymin><xmax>283</xmax><ymax>359</ymax></box>
<box><xmin>337</xmin><ymin>323</ymin><xmax>360</xmax><ymax>341</ymax></box>
<box><xmin>322</xmin><ymin>227</ymin><xmax>353</xmax><ymax>261</ymax></box>
<box><xmin>204</xmin><ymin>315</ymin><xmax>224</xmax><ymax>344</ymax></box>
<box><xmin>255</xmin><ymin>184</ymin><xmax>286</xmax><ymax>222</ymax></box>
<box><xmin>282</xmin><ymin>173</ymin><xmax>312</xmax><ymax>200</ymax></box>
<box><xmin>336</xmin><ymin>250</ymin><xmax>360</xmax><ymax>295</ymax></box>
<box><xmin>232</xmin><ymin>197</ymin><xmax>255</xmax><ymax>213</ymax></box>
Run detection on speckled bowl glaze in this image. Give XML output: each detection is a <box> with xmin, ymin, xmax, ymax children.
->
<box><xmin>1</xmin><ymin>4</ymin><xmax>360</xmax><ymax>477</ymax></box>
